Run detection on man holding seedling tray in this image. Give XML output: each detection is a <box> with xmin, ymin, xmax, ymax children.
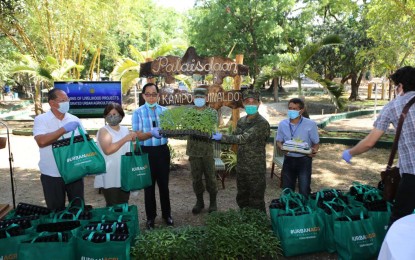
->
<box><xmin>212</xmin><ymin>89</ymin><xmax>270</xmax><ymax>212</ymax></box>
<box><xmin>186</xmin><ymin>87</ymin><xmax>218</xmax><ymax>214</ymax></box>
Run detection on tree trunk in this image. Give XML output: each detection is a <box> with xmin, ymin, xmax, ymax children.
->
<box><xmin>297</xmin><ymin>76</ymin><xmax>303</xmax><ymax>97</ymax></box>
<box><xmin>349</xmin><ymin>71</ymin><xmax>364</xmax><ymax>101</ymax></box>
<box><xmin>272</xmin><ymin>78</ymin><xmax>279</xmax><ymax>102</ymax></box>
<box><xmin>34</xmin><ymin>83</ymin><xmax>43</xmax><ymax>115</ymax></box>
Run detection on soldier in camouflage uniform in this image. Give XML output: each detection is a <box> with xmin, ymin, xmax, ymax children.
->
<box><xmin>212</xmin><ymin>89</ymin><xmax>270</xmax><ymax>212</ymax></box>
<box><xmin>186</xmin><ymin>88</ymin><xmax>218</xmax><ymax>214</ymax></box>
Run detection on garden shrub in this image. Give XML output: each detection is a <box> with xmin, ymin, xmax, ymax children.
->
<box><xmin>131</xmin><ymin>208</ymin><xmax>281</xmax><ymax>259</ymax></box>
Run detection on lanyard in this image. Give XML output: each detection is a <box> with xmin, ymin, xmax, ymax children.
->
<box><xmin>289</xmin><ymin>117</ymin><xmax>303</xmax><ymax>139</ymax></box>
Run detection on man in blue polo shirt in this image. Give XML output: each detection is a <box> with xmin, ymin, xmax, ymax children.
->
<box><xmin>132</xmin><ymin>83</ymin><xmax>173</xmax><ymax>229</ymax></box>
<box><xmin>276</xmin><ymin>98</ymin><xmax>320</xmax><ymax>196</ymax></box>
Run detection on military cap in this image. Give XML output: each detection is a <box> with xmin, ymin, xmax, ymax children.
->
<box><xmin>242</xmin><ymin>89</ymin><xmax>260</xmax><ymax>101</ymax></box>
<box><xmin>194</xmin><ymin>88</ymin><xmax>208</xmax><ymax>97</ymax></box>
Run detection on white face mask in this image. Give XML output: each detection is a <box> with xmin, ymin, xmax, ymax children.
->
<box><xmin>58</xmin><ymin>101</ymin><xmax>70</xmax><ymax>114</ymax></box>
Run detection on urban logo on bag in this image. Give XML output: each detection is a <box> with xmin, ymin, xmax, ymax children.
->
<box><xmin>132</xmin><ymin>165</ymin><xmax>148</xmax><ymax>172</ymax></box>
<box><xmin>351</xmin><ymin>232</ymin><xmax>376</xmax><ymax>247</ymax></box>
<box><xmin>1</xmin><ymin>253</ymin><xmax>17</xmax><ymax>260</ymax></box>
<box><xmin>290</xmin><ymin>226</ymin><xmax>321</xmax><ymax>239</ymax></box>
<box><xmin>67</xmin><ymin>152</ymin><xmax>97</xmax><ymax>163</ymax></box>
<box><xmin>80</xmin><ymin>257</ymin><xmax>119</xmax><ymax>260</ymax></box>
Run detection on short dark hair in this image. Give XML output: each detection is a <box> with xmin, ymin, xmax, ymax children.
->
<box><xmin>142</xmin><ymin>83</ymin><xmax>159</xmax><ymax>94</ymax></box>
<box><xmin>390</xmin><ymin>66</ymin><xmax>415</xmax><ymax>92</ymax></box>
<box><xmin>48</xmin><ymin>88</ymin><xmax>65</xmax><ymax>101</ymax></box>
<box><xmin>103</xmin><ymin>102</ymin><xmax>125</xmax><ymax>118</ymax></box>
<box><xmin>288</xmin><ymin>98</ymin><xmax>305</xmax><ymax>109</ymax></box>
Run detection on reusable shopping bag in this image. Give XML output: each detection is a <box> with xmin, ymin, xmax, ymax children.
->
<box><xmin>52</xmin><ymin>126</ymin><xmax>106</xmax><ymax>184</ymax></box>
<box><xmin>334</xmin><ymin>212</ymin><xmax>379</xmax><ymax>260</ymax></box>
<box><xmin>120</xmin><ymin>139</ymin><xmax>152</xmax><ymax>191</ymax></box>
<box><xmin>0</xmin><ymin>224</ymin><xmax>31</xmax><ymax>260</ymax></box>
<box><xmin>275</xmin><ymin>206</ymin><xmax>326</xmax><ymax>257</ymax></box>
<box><xmin>269</xmin><ymin>190</ymin><xmax>325</xmax><ymax>256</ymax></box>
<box><xmin>18</xmin><ymin>231</ymin><xmax>75</xmax><ymax>260</ymax></box>
<box><xmin>364</xmin><ymin>200</ymin><xmax>392</xmax><ymax>246</ymax></box>
<box><xmin>75</xmin><ymin>231</ymin><xmax>130</xmax><ymax>260</ymax></box>
<box><xmin>91</xmin><ymin>203</ymin><xmax>139</xmax><ymax>241</ymax></box>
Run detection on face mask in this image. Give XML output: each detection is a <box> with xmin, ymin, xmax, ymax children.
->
<box><xmin>145</xmin><ymin>102</ymin><xmax>156</xmax><ymax>108</ymax></box>
<box><xmin>287</xmin><ymin>110</ymin><xmax>300</xmax><ymax>120</ymax></box>
<box><xmin>106</xmin><ymin>115</ymin><xmax>122</xmax><ymax>126</ymax></box>
<box><xmin>58</xmin><ymin>101</ymin><xmax>70</xmax><ymax>114</ymax></box>
<box><xmin>245</xmin><ymin>105</ymin><xmax>258</xmax><ymax>115</ymax></box>
<box><xmin>194</xmin><ymin>97</ymin><xmax>206</xmax><ymax>107</ymax></box>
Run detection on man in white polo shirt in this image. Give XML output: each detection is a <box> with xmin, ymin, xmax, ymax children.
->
<box><xmin>33</xmin><ymin>88</ymin><xmax>85</xmax><ymax>211</ymax></box>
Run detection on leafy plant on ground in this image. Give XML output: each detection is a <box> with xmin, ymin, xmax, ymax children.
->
<box><xmin>131</xmin><ymin>226</ymin><xmax>206</xmax><ymax>259</ymax></box>
<box><xmin>205</xmin><ymin>209</ymin><xmax>281</xmax><ymax>259</ymax></box>
<box><xmin>221</xmin><ymin>149</ymin><xmax>237</xmax><ymax>174</ymax></box>
<box><xmin>130</xmin><ymin>208</ymin><xmax>281</xmax><ymax>259</ymax></box>
<box><xmin>168</xmin><ymin>144</ymin><xmax>184</xmax><ymax>170</ymax></box>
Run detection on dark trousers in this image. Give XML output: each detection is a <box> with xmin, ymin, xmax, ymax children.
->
<box><xmin>390</xmin><ymin>173</ymin><xmax>415</xmax><ymax>226</ymax></box>
<box><xmin>40</xmin><ymin>174</ymin><xmax>84</xmax><ymax>211</ymax></box>
<box><xmin>102</xmin><ymin>188</ymin><xmax>130</xmax><ymax>207</ymax></box>
<box><xmin>282</xmin><ymin>156</ymin><xmax>312</xmax><ymax>196</ymax></box>
<box><xmin>141</xmin><ymin>144</ymin><xmax>171</xmax><ymax>220</ymax></box>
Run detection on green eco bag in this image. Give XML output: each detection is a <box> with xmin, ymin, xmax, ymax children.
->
<box><xmin>18</xmin><ymin>232</ymin><xmax>75</xmax><ymax>260</ymax></box>
<box><xmin>366</xmin><ymin>200</ymin><xmax>392</xmax><ymax>247</ymax></box>
<box><xmin>334</xmin><ymin>212</ymin><xmax>379</xmax><ymax>260</ymax></box>
<box><xmin>0</xmin><ymin>224</ymin><xmax>31</xmax><ymax>260</ymax></box>
<box><xmin>91</xmin><ymin>204</ymin><xmax>139</xmax><ymax>242</ymax></box>
<box><xmin>76</xmin><ymin>231</ymin><xmax>131</xmax><ymax>260</ymax></box>
<box><xmin>52</xmin><ymin>126</ymin><xmax>106</xmax><ymax>184</ymax></box>
<box><xmin>276</xmin><ymin>206</ymin><xmax>326</xmax><ymax>257</ymax></box>
<box><xmin>120</xmin><ymin>140</ymin><xmax>152</xmax><ymax>191</ymax></box>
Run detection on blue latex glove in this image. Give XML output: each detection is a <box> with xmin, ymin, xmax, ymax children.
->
<box><xmin>63</xmin><ymin>121</ymin><xmax>79</xmax><ymax>133</ymax></box>
<box><xmin>211</xmin><ymin>132</ymin><xmax>222</xmax><ymax>141</ymax></box>
<box><xmin>342</xmin><ymin>149</ymin><xmax>352</xmax><ymax>164</ymax></box>
<box><xmin>151</xmin><ymin>127</ymin><xmax>161</xmax><ymax>139</ymax></box>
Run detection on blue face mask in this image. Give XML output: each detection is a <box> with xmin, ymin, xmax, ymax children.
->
<box><xmin>287</xmin><ymin>110</ymin><xmax>300</xmax><ymax>120</ymax></box>
<box><xmin>145</xmin><ymin>102</ymin><xmax>156</xmax><ymax>108</ymax></box>
<box><xmin>245</xmin><ymin>105</ymin><xmax>258</xmax><ymax>115</ymax></box>
<box><xmin>58</xmin><ymin>101</ymin><xmax>70</xmax><ymax>114</ymax></box>
<box><xmin>194</xmin><ymin>97</ymin><xmax>206</xmax><ymax>107</ymax></box>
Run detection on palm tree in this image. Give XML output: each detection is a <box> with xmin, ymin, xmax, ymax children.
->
<box><xmin>111</xmin><ymin>42</ymin><xmax>187</xmax><ymax>94</ymax></box>
<box><xmin>255</xmin><ymin>35</ymin><xmax>345</xmax><ymax>109</ymax></box>
<box><xmin>10</xmin><ymin>55</ymin><xmax>84</xmax><ymax>115</ymax></box>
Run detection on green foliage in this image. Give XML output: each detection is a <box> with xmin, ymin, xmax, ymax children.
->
<box><xmin>204</xmin><ymin>209</ymin><xmax>281</xmax><ymax>259</ymax></box>
<box><xmin>131</xmin><ymin>209</ymin><xmax>281</xmax><ymax>260</ymax></box>
<box><xmin>131</xmin><ymin>226</ymin><xmax>206</xmax><ymax>259</ymax></box>
<box><xmin>188</xmin><ymin>0</ymin><xmax>297</xmax><ymax>78</ymax></box>
<box><xmin>159</xmin><ymin>106</ymin><xmax>217</xmax><ymax>134</ymax></box>
<box><xmin>221</xmin><ymin>150</ymin><xmax>237</xmax><ymax>174</ymax></box>
<box><xmin>306</xmin><ymin>71</ymin><xmax>346</xmax><ymax>110</ymax></box>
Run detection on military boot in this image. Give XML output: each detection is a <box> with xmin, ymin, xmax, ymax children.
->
<box><xmin>208</xmin><ymin>193</ymin><xmax>217</xmax><ymax>213</ymax></box>
<box><xmin>192</xmin><ymin>193</ymin><xmax>205</xmax><ymax>214</ymax></box>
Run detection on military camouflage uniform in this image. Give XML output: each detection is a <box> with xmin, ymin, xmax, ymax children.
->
<box><xmin>221</xmin><ymin>113</ymin><xmax>270</xmax><ymax>212</ymax></box>
<box><xmin>186</xmin><ymin>106</ymin><xmax>218</xmax><ymax>202</ymax></box>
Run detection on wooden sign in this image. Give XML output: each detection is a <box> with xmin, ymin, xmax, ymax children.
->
<box><xmin>139</xmin><ymin>47</ymin><xmax>249</xmax><ymax>85</ymax></box>
<box><xmin>139</xmin><ymin>84</ymin><xmax>245</xmax><ymax>110</ymax></box>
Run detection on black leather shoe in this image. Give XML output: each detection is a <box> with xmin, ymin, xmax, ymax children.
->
<box><xmin>164</xmin><ymin>216</ymin><xmax>174</xmax><ymax>226</ymax></box>
<box><xmin>146</xmin><ymin>219</ymin><xmax>155</xmax><ymax>230</ymax></box>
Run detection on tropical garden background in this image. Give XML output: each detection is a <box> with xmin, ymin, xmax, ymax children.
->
<box><xmin>1</xmin><ymin>0</ymin><xmax>414</xmax><ymax>112</ymax></box>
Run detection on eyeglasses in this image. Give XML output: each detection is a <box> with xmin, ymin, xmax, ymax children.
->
<box><xmin>144</xmin><ymin>93</ymin><xmax>158</xmax><ymax>97</ymax></box>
